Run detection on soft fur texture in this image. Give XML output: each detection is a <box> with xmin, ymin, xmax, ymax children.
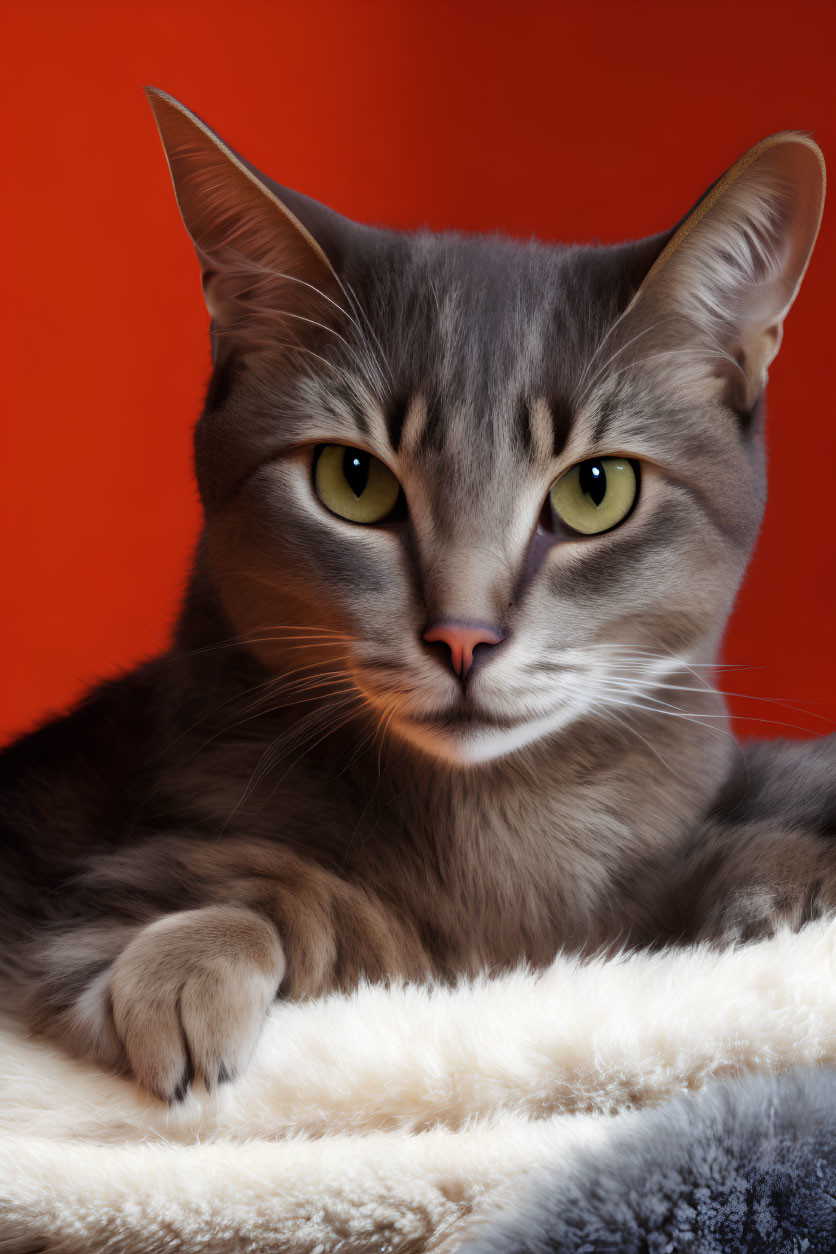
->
<box><xmin>1</xmin><ymin>919</ymin><xmax>834</xmax><ymax>1253</ymax></box>
<box><xmin>458</xmin><ymin>1069</ymin><xmax>836</xmax><ymax>1254</ymax></box>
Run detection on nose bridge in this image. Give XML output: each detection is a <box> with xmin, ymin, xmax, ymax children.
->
<box><xmin>423</xmin><ymin>534</ymin><xmax>513</xmax><ymax>625</ymax></box>
<box><xmin>419</xmin><ymin>522</ymin><xmax>516</xmax><ymax>682</ymax></box>
<box><xmin>414</xmin><ymin>447</ymin><xmax>529</xmax><ymax>625</ymax></box>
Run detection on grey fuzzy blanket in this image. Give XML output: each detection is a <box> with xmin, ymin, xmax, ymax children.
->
<box><xmin>459</xmin><ymin>1069</ymin><xmax>836</xmax><ymax>1253</ymax></box>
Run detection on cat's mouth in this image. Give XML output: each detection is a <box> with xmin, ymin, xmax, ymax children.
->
<box><xmin>387</xmin><ymin>690</ymin><xmax>586</xmax><ymax>765</ymax></box>
<box><xmin>412</xmin><ymin>708</ymin><xmax>519</xmax><ymax>731</ymax></box>
<box><xmin>356</xmin><ymin>671</ymin><xmax>542</xmax><ymax>762</ymax></box>
<box><xmin>392</xmin><ymin>703</ymin><xmax>538</xmax><ymax>765</ymax></box>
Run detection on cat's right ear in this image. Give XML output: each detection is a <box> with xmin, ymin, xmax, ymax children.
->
<box><xmin>619</xmin><ymin>132</ymin><xmax>825</xmax><ymax>415</ymax></box>
<box><xmin>144</xmin><ymin>88</ymin><xmax>350</xmax><ymax>355</ymax></box>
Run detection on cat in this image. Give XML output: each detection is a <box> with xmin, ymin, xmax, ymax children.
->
<box><xmin>1</xmin><ymin>88</ymin><xmax>834</xmax><ymax>1104</ymax></box>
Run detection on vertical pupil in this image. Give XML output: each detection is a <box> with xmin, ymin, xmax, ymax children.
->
<box><xmin>343</xmin><ymin>448</ymin><xmax>370</xmax><ymax>498</ymax></box>
<box><xmin>579</xmin><ymin>460</ymin><xmax>607</xmax><ymax>507</ymax></box>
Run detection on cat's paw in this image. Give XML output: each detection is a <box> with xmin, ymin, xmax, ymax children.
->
<box><xmin>696</xmin><ymin>860</ymin><xmax>836</xmax><ymax>945</ymax></box>
<box><xmin>697</xmin><ymin>886</ymin><xmax>788</xmax><ymax>945</ymax></box>
<box><xmin>109</xmin><ymin>903</ymin><xmax>284</xmax><ymax>1101</ymax></box>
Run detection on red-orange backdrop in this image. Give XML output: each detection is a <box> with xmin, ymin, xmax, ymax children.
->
<box><xmin>1</xmin><ymin>0</ymin><xmax>835</xmax><ymax>746</ymax></box>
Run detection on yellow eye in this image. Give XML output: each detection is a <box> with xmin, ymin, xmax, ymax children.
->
<box><xmin>314</xmin><ymin>444</ymin><xmax>401</xmax><ymax>524</ymax></box>
<box><xmin>550</xmin><ymin>458</ymin><xmax>639</xmax><ymax>535</ymax></box>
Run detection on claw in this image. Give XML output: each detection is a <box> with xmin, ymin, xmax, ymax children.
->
<box><xmin>169</xmin><ymin>1055</ymin><xmax>194</xmax><ymax>1104</ymax></box>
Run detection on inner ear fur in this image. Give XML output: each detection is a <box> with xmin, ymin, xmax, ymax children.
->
<box><xmin>145</xmin><ymin>87</ymin><xmax>346</xmax><ymax>354</ymax></box>
<box><xmin>625</xmin><ymin>133</ymin><xmax>825</xmax><ymax>413</ymax></box>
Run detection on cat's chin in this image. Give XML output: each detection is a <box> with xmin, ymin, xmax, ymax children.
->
<box><xmin>391</xmin><ymin>708</ymin><xmax>578</xmax><ymax>767</ymax></box>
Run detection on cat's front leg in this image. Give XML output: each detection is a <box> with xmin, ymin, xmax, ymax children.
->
<box><xmin>28</xmin><ymin>835</ymin><xmax>427</xmax><ymax>1099</ymax></box>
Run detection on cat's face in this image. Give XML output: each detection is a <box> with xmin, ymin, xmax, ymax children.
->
<box><xmin>199</xmin><ymin>235</ymin><xmax>763</xmax><ymax>765</ymax></box>
<box><xmin>147</xmin><ymin>91</ymin><xmax>824</xmax><ymax>765</ymax></box>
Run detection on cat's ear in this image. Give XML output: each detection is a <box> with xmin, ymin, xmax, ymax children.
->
<box><xmin>144</xmin><ymin>87</ymin><xmax>351</xmax><ymax>353</ymax></box>
<box><xmin>627</xmin><ymin>133</ymin><xmax>825</xmax><ymax>412</ymax></box>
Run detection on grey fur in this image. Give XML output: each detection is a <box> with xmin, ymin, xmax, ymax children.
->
<box><xmin>456</xmin><ymin>1067</ymin><xmax>836</xmax><ymax>1254</ymax></box>
<box><xmin>0</xmin><ymin>95</ymin><xmax>833</xmax><ymax>1100</ymax></box>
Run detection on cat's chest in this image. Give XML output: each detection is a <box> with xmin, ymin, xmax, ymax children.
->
<box><xmin>366</xmin><ymin>778</ymin><xmax>635</xmax><ymax>963</ymax></box>
<box><xmin>166</xmin><ymin>740</ymin><xmax>665</xmax><ymax>963</ymax></box>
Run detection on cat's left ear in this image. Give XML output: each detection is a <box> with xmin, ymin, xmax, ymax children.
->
<box><xmin>627</xmin><ymin>133</ymin><xmax>825</xmax><ymax>412</ymax></box>
<box><xmin>144</xmin><ymin>87</ymin><xmax>355</xmax><ymax>358</ymax></box>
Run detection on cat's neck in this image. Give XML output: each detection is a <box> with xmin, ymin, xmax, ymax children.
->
<box><xmin>333</xmin><ymin>698</ymin><xmax>735</xmax><ymax>959</ymax></box>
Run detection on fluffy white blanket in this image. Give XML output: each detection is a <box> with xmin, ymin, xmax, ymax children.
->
<box><xmin>1</xmin><ymin>919</ymin><xmax>834</xmax><ymax>1253</ymax></box>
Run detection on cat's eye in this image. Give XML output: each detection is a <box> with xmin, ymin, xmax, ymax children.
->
<box><xmin>313</xmin><ymin>444</ymin><xmax>401</xmax><ymax>524</ymax></box>
<box><xmin>549</xmin><ymin>458</ymin><xmax>639</xmax><ymax>536</ymax></box>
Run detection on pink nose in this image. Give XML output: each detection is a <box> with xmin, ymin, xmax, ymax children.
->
<box><xmin>423</xmin><ymin>620</ymin><xmax>504</xmax><ymax>678</ymax></box>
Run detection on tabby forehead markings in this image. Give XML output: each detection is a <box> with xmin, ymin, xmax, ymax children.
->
<box><xmin>591</xmin><ymin>396</ymin><xmax>620</xmax><ymax>447</ymax></box>
<box><xmin>386</xmin><ymin>396</ymin><xmax>411</xmax><ymax>453</ymax></box>
<box><xmin>514</xmin><ymin>396</ymin><xmax>534</xmax><ymax>456</ymax></box>
<box><xmin>393</xmin><ymin>395</ymin><xmax>429</xmax><ymax>457</ymax></box>
<box><xmin>388</xmin><ymin>394</ymin><xmax>570</xmax><ymax>468</ymax></box>
<box><xmin>528</xmin><ymin>397</ymin><xmax>563</xmax><ymax>463</ymax></box>
<box><xmin>417</xmin><ymin>393</ymin><xmax>447</xmax><ymax>455</ymax></box>
<box><xmin>549</xmin><ymin>396</ymin><xmax>574</xmax><ymax>459</ymax></box>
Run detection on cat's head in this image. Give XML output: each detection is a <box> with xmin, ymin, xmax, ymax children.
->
<box><xmin>147</xmin><ymin>89</ymin><xmax>824</xmax><ymax>765</ymax></box>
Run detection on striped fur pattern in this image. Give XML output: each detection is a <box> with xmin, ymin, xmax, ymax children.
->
<box><xmin>0</xmin><ymin>93</ymin><xmax>833</xmax><ymax>1101</ymax></box>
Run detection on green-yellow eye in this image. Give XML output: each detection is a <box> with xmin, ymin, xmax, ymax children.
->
<box><xmin>550</xmin><ymin>458</ymin><xmax>639</xmax><ymax>535</ymax></box>
<box><xmin>314</xmin><ymin>444</ymin><xmax>401</xmax><ymax>524</ymax></box>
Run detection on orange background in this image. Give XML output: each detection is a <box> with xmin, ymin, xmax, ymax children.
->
<box><xmin>1</xmin><ymin>0</ymin><xmax>834</xmax><ymax>746</ymax></box>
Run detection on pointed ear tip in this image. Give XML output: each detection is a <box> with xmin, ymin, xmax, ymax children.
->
<box><xmin>143</xmin><ymin>85</ymin><xmax>173</xmax><ymax>119</ymax></box>
<box><xmin>142</xmin><ymin>85</ymin><xmax>193</xmax><ymax>124</ymax></box>
<box><xmin>753</xmin><ymin>131</ymin><xmax>826</xmax><ymax>179</ymax></box>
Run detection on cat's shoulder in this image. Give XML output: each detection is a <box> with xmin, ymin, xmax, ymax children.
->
<box><xmin>649</xmin><ymin>736</ymin><xmax>836</xmax><ymax>947</ymax></box>
<box><xmin>708</xmin><ymin>735</ymin><xmax>836</xmax><ymax>838</ymax></box>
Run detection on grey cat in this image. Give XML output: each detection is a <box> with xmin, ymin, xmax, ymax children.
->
<box><xmin>1</xmin><ymin>89</ymin><xmax>833</xmax><ymax>1103</ymax></box>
